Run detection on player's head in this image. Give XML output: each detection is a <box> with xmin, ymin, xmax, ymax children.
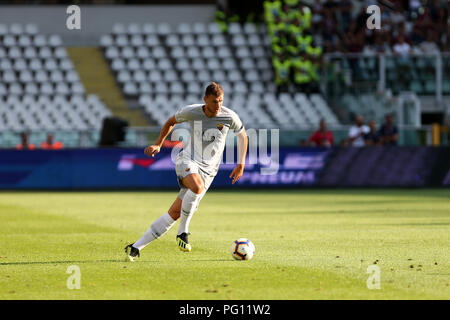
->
<box><xmin>203</xmin><ymin>82</ymin><xmax>224</xmax><ymax>117</ymax></box>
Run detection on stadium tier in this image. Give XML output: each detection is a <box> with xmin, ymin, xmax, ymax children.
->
<box><xmin>100</xmin><ymin>22</ymin><xmax>340</xmax><ymax>128</ymax></box>
<box><xmin>0</xmin><ymin>23</ymin><xmax>112</xmax><ymax>144</ymax></box>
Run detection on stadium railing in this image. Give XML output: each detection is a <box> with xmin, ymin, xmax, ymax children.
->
<box><xmin>322</xmin><ymin>52</ymin><xmax>450</xmax><ymax>100</ymax></box>
<box><xmin>0</xmin><ymin>125</ymin><xmax>441</xmax><ymax>149</ymax></box>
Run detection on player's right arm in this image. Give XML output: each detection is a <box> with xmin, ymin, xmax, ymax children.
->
<box><xmin>144</xmin><ymin>115</ymin><xmax>178</xmax><ymax>157</ymax></box>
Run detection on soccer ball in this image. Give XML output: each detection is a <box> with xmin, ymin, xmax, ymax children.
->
<box><xmin>230</xmin><ymin>238</ymin><xmax>255</xmax><ymax>261</ymax></box>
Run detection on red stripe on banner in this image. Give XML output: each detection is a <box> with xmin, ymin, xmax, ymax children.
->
<box><xmin>132</xmin><ymin>159</ymin><xmax>156</xmax><ymax>168</ymax></box>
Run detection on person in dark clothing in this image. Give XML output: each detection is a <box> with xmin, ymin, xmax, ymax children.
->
<box><xmin>378</xmin><ymin>114</ymin><xmax>399</xmax><ymax>145</ymax></box>
<box><xmin>364</xmin><ymin>120</ymin><xmax>381</xmax><ymax>146</ymax></box>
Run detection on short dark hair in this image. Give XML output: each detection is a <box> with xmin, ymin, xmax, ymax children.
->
<box><xmin>204</xmin><ymin>82</ymin><xmax>224</xmax><ymax>97</ymax></box>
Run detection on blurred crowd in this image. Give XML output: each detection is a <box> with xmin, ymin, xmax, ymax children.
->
<box><xmin>303</xmin><ymin>113</ymin><xmax>398</xmax><ymax>147</ymax></box>
<box><xmin>312</xmin><ymin>0</ymin><xmax>449</xmax><ymax>55</ymax></box>
<box><xmin>16</xmin><ymin>132</ymin><xmax>63</xmax><ymax>150</ymax></box>
<box><xmin>260</xmin><ymin>0</ymin><xmax>450</xmax><ymax>92</ymax></box>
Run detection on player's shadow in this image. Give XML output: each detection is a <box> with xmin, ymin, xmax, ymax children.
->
<box><xmin>0</xmin><ymin>259</ymin><xmax>158</xmax><ymax>266</ymax></box>
<box><xmin>189</xmin><ymin>259</ymin><xmax>231</xmax><ymax>262</ymax></box>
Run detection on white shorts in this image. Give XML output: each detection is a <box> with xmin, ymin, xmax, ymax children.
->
<box><xmin>175</xmin><ymin>158</ymin><xmax>214</xmax><ymax>200</ymax></box>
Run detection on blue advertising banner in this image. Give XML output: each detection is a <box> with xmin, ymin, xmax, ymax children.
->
<box><xmin>317</xmin><ymin>146</ymin><xmax>450</xmax><ymax>187</ymax></box>
<box><xmin>0</xmin><ymin>147</ymin><xmax>330</xmax><ymax>189</ymax></box>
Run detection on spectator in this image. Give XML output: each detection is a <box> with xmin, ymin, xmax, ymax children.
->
<box><xmin>339</xmin><ymin>0</ymin><xmax>353</xmax><ymax>33</ymax></box>
<box><xmin>435</xmin><ymin>7</ymin><xmax>448</xmax><ymax>49</ymax></box>
<box><xmin>393</xmin><ymin>35</ymin><xmax>411</xmax><ymax>56</ymax></box>
<box><xmin>346</xmin><ymin>30</ymin><xmax>365</xmax><ymax>53</ymax></box>
<box><xmin>348</xmin><ymin>115</ymin><xmax>370</xmax><ymax>147</ymax></box>
<box><xmin>309</xmin><ymin>119</ymin><xmax>334</xmax><ymax>147</ymax></box>
<box><xmin>390</xmin><ymin>9</ymin><xmax>406</xmax><ymax>28</ymax></box>
<box><xmin>16</xmin><ymin>132</ymin><xmax>36</xmax><ymax>150</ymax></box>
<box><xmin>311</xmin><ymin>0</ymin><xmax>323</xmax><ymax>33</ymax></box>
<box><xmin>321</xmin><ymin>8</ymin><xmax>336</xmax><ymax>42</ymax></box>
<box><xmin>364</xmin><ymin>120</ymin><xmax>381</xmax><ymax>145</ymax></box>
<box><xmin>323</xmin><ymin>39</ymin><xmax>335</xmax><ymax>53</ymax></box>
<box><xmin>409</xmin><ymin>0</ymin><xmax>422</xmax><ymax>18</ymax></box>
<box><xmin>410</xmin><ymin>21</ymin><xmax>425</xmax><ymax>45</ymax></box>
<box><xmin>353</xmin><ymin>6</ymin><xmax>369</xmax><ymax>33</ymax></box>
<box><xmin>372</xmin><ymin>32</ymin><xmax>392</xmax><ymax>53</ymax></box>
<box><xmin>40</xmin><ymin>133</ymin><xmax>63</xmax><ymax>150</ymax></box>
<box><xmin>427</xmin><ymin>0</ymin><xmax>440</xmax><ymax>21</ymax></box>
<box><xmin>393</xmin><ymin>34</ymin><xmax>412</xmax><ymax>85</ymax></box>
<box><xmin>444</xmin><ymin>24</ymin><xmax>450</xmax><ymax>52</ymax></box>
<box><xmin>393</xmin><ymin>22</ymin><xmax>410</xmax><ymax>43</ymax></box>
<box><xmin>378</xmin><ymin>114</ymin><xmax>399</xmax><ymax>145</ymax></box>
<box><xmin>415</xmin><ymin>6</ymin><xmax>434</xmax><ymax>31</ymax></box>
<box><xmin>419</xmin><ymin>31</ymin><xmax>440</xmax><ymax>54</ymax></box>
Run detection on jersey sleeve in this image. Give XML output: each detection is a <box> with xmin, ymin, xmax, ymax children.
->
<box><xmin>175</xmin><ymin>105</ymin><xmax>195</xmax><ymax>123</ymax></box>
<box><xmin>230</xmin><ymin>111</ymin><xmax>245</xmax><ymax>134</ymax></box>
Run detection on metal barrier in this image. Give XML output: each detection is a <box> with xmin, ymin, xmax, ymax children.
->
<box><xmin>323</xmin><ymin>52</ymin><xmax>450</xmax><ymax>102</ymax></box>
<box><xmin>0</xmin><ymin>124</ymin><xmax>437</xmax><ymax>149</ymax></box>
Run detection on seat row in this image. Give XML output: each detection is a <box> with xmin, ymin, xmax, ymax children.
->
<box><xmin>1</xmin><ymin>34</ymin><xmax>63</xmax><ymax>47</ymax></box>
<box><xmin>110</xmin><ymin>22</ymin><xmax>264</xmax><ymax>36</ymax></box>
<box><xmin>0</xmin><ymin>46</ymin><xmax>67</xmax><ymax>59</ymax></box>
<box><xmin>0</xmin><ymin>69</ymin><xmax>79</xmax><ymax>83</ymax></box>
<box><xmin>0</xmin><ymin>81</ymin><xmax>85</xmax><ymax>95</ymax></box>
<box><xmin>0</xmin><ymin>95</ymin><xmax>111</xmax><ymax>132</ymax></box>
<box><xmin>101</xmin><ymin>33</ymin><xmax>268</xmax><ymax>48</ymax></box>
<box><xmin>116</xmin><ymin>69</ymin><xmax>272</xmax><ymax>83</ymax></box>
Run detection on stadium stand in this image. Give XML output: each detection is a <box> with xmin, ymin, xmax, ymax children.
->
<box><xmin>0</xmin><ymin>23</ymin><xmax>112</xmax><ymax>147</ymax></box>
<box><xmin>0</xmin><ymin>1</ymin><xmax>448</xmax><ymax>147</ymax></box>
<box><xmin>307</xmin><ymin>0</ymin><xmax>450</xmax><ymax>96</ymax></box>
<box><xmin>100</xmin><ymin>22</ymin><xmax>340</xmax><ymax>128</ymax></box>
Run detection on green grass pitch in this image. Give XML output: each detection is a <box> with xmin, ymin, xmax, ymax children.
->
<box><xmin>0</xmin><ymin>189</ymin><xmax>449</xmax><ymax>300</ymax></box>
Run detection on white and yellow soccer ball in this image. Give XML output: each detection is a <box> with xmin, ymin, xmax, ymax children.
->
<box><xmin>230</xmin><ymin>238</ymin><xmax>255</xmax><ymax>261</ymax></box>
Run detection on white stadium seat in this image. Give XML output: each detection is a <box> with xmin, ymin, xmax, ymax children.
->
<box><xmin>92</xmin><ymin>22</ymin><xmax>340</xmax><ymax>129</ymax></box>
<box><xmin>207</xmin><ymin>23</ymin><xmax>221</xmax><ymax>34</ymax></box>
<box><xmin>142</xmin><ymin>23</ymin><xmax>156</xmax><ymax>34</ymax></box>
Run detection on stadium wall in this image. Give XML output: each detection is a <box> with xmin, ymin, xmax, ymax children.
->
<box><xmin>1</xmin><ymin>147</ymin><xmax>449</xmax><ymax>190</ymax></box>
<box><xmin>0</xmin><ymin>5</ymin><xmax>216</xmax><ymax>46</ymax></box>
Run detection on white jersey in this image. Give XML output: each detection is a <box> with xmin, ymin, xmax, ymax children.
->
<box><xmin>174</xmin><ymin>104</ymin><xmax>244</xmax><ymax>176</ymax></box>
<box><xmin>349</xmin><ymin>125</ymin><xmax>370</xmax><ymax>147</ymax></box>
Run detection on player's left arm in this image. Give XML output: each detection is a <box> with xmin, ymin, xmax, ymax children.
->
<box><xmin>229</xmin><ymin>128</ymin><xmax>248</xmax><ymax>184</ymax></box>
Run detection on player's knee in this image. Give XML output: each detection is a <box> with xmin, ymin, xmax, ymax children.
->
<box><xmin>168</xmin><ymin>209</ymin><xmax>180</xmax><ymax>220</ymax></box>
<box><xmin>190</xmin><ymin>182</ymin><xmax>204</xmax><ymax>194</ymax></box>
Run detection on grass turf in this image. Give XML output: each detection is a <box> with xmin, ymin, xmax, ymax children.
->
<box><xmin>0</xmin><ymin>189</ymin><xmax>449</xmax><ymax>300</ymax></box>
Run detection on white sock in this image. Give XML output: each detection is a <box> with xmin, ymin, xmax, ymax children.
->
<box><xmin>177</xmin><ymin>189</ymin><xmax>202</xmax><ymax>235</ymax></box>
<box><xmin>133</xmin><ymin>212</ymin><xmax>175</xmax><ymax>250</ymax></box>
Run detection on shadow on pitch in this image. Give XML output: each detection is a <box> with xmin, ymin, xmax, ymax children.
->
<box><xmin>0</xmin><ymin>259</ymin><xmax>159</xmax><ymax>266</ymax></box>
<box><xmin>188</xmin><ymin>259</ymin><xmax>231</xmax><ymax>262</ymax></box>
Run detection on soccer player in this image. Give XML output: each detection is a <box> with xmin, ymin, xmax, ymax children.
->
<box><xmin>125</xmin><ymin>82</ymin><xmax>248</xmax><ymax>261</ymax></box>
